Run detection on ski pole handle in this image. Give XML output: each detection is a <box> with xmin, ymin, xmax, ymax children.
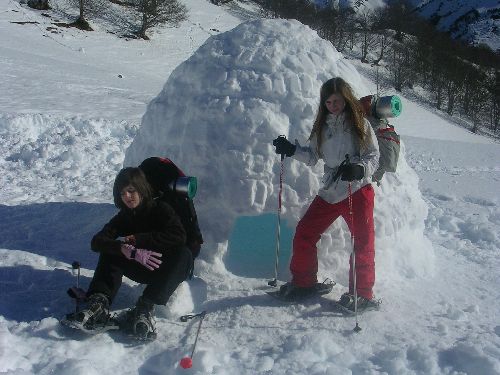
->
<box><xmin>180</xmin><ymin>311</ymin><xmax>206</xmax><ymax>322</ymax></box>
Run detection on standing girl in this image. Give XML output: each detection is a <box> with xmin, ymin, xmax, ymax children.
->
<box><xmin>272</xmin><ymin>77</ymin><xmax>380</xmax><ymax>311</ymax></box>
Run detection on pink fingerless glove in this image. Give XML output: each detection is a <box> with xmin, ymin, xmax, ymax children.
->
<box><xmin>121</xmin><ymin>244</ymin><xmax>136</xmax><ymax>259</ymax></box>
<box><xmin>134</xmin><ymin>248</ymin><xmax>163</xmax><ymax>271</ymax></box>
<box><xmin>120</xmin><ymin>244</ymin><xmax>162</xmax><ymax>271</ymax></box>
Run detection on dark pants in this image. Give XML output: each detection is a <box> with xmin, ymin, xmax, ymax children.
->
<box><xmin>88</xmin><ymin>246</ymin><xmax>193</xmax><ymax>305</ymax></box>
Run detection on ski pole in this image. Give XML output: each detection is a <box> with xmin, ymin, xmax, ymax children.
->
<box><xmin>71</xmin><ymin>261</ymin><xmax>81</xmax><ymax>313</ymax></box>
<box><xmin>268</xmin><ymin>152</ymin><xmax>285</xmax><ymax>287</ymax></box>
<box><xmin>348</xmin><ymin>182</ymin><xmax>361</xmax><ymax>333</ymax></box>
<box><xmin>179</xmin><ymin>311</ymin><xmax>207</xmax><ymax>369</ymax></box>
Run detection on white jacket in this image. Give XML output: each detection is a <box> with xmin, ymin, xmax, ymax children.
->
<box><xmin>293</xmin><ymin>112</ymin><xmax>380</xmax><ymax>204</ymax></box>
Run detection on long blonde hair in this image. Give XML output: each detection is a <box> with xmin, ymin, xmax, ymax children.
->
<box><xmin>309</xmin><ymin>77</ymin><xmax>367</xmax><ymax>154</ymax></box>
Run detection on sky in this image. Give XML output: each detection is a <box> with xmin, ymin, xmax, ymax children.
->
<box><xmin>0</xmin><ymin>1</ymin><xmax>499</xmax><ymax>374</ymax></box>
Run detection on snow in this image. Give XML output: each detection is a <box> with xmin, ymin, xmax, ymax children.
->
<box><xmin>408</xmin><ymin>0</ymin><xmax>500</xmax><ymax>51</ymax></box>
<box><xmin>326</xmin><ymin>0</ymin><xmax>387</xmax><ymax>11</ymax></box>
<box><xmin>1</xmin><ymin>1</ymin><xmax>500</xmax><ymax>375</ymax></box>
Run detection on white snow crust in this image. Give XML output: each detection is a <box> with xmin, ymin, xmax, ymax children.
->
<box><xmin>1</xmin><ymin>1</ymin><xmax>499</xmax><ymax>374</ymax></box>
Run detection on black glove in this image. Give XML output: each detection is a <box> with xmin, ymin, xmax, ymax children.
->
<box><xmin>340</xmin><ymin>163</ymin><xmax>364</xmax><ymax>181</ymax></box>
<box><xmin>272</xmin><ymin>136</ymin><xmax>296</xmax><ymax>157</ymax></box>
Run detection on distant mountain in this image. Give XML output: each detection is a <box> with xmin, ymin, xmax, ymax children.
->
<box><xmin>315</xmin><ymin>0</ymin><xmax>499</xmax><ymax>51</ymax></box>
<box><xmin>409</xmin><ymin>0</ymin><xmax>499</xmax><ymax>52</ymax></box>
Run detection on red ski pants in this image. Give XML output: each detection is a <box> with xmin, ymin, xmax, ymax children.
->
<box><xmin>290</xmin><ymin>184</ymin><xmax>375</xmax><ymax>299</ymax></box>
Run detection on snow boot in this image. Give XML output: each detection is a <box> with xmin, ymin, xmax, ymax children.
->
<box><xmin>276</xmin><ymin>279</ymin><xmax>335</xmax><ymax>302</ymax></box>
<box><xmin>62</xmin><ymin>292</ymin><xmax>116</xmax><ymax>333</ymax></box>
<box><xmin>120</xmin><ymin>296</ymin><xmax>157</xmax><ymax>340</ymax></box>
<box><xmin>334</xmin><ymin>292</ymin><xmax>381</xmax><ymax>314</ymax></box>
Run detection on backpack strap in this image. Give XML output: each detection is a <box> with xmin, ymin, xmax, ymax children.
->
<box><xmin>376</xmin><ymin>126</ymin><xmax>400</xmax><ymax>144</ymax></box>
<box><xmin>157</xmin><ymin>157</ymin><xmax>186</xmax><ymax>177</ymax></box>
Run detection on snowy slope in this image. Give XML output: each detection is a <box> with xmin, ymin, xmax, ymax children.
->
<box><xmin>1</xmin><ymin>1</ymin><xmax>499</xmax><ymax>375</ymax></box>
<box><xmin>409</xmin><ymin>0</ymin><xmax>500</xmax><ymax>51</ymax></box>
<box><xmin>322</xmin><ymin>0</ymin><xmax>500</xmax><ymax>51</ymax></box>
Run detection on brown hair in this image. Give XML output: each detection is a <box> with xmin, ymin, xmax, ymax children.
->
<box><xmin>113</xmin><ymin>167</ymin><xmax>153</xmax><ymax>210</ymax></box>
<box><xmin>309</xmin><ymin>77</ymin><xmax>367</xmax><ymax>154</ymax></box>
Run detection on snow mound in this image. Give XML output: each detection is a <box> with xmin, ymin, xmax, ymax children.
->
<box><xmin>0</xmin><ymin>113</ymin><xmax>137</xmax><ymax>204</ymax></box>
<box><xmin>125</xmin><ymin>19</ymin><xmax>434</xmax><ymax>286</ymax></box>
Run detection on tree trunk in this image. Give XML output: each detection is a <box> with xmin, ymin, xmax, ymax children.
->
<box><xmin>372</xmin><ymin>34</ymin><xmax>386</xmax><ymax>66</ymax></box>
<box><xmin>446</xmin><ymin>81</ymin><xmax>456</xmax><ymax>115</ymax></box>
<box><xmin>436</xmin><ymin>83</ymin><xmax>443</xmax><ymax>110</ymax></box>
<box><xmin>361</xmin><ymin>32</ymin><xmax>369</xmax><ymax>63</ymax></box>
<box><xmin>138</xmin><ymin>10</ymin><xmax>149</xmax><ymax>39</ymax></box>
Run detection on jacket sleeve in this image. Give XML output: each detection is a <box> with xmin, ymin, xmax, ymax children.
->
<box><xmin>90</xmin><ymin>214</ymin><xmax>124</xmax><ymax>255</ymax></box>
<box><xmin>134</xmin><ymin>202</ymin><xmax>187</xmax><ymax>255</ymax></box>
<box><xmin>352</xmin><ymin>119</ymin><xmax>380</xmax><ymax>179</ymax></box>
<box><xmin>292</xmin><ymin>134</ymin><xmax>321</xmax><ymax>166</ymax></box>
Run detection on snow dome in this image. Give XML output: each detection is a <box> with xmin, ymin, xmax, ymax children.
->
<box><xmin>125</xmin><ymin>19</ymin><xmax>434</xmax><ymax>287</ymax></box>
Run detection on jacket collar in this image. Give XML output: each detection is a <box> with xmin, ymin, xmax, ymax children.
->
<box><xmin>325</xmin><ymin>112</ymin><xmax>346</xmax><ymax>128</ymax></box>
<box><xmin>122</xmin><ymin>200</ymin><xmax>152</xmax><ymax>216</ymax></box>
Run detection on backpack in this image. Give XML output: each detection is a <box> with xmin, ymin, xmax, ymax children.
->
<box><xmin>139</xmin><ymin>157</ymin><xmax>203</xmax><ymax>258</ymax></box>
<box><xmin>360</xmin><ymin>95</ymin><xmax>402</xmax><ymax>184</ymax></box>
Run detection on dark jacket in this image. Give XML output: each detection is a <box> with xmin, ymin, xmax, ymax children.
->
<box><xmin>91</xmin><ymin>200</ymin><xmax>186</xmax><ymax>256</ymax></box>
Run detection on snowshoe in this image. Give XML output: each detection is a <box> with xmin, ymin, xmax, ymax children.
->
<box><xmin>61</xmin><ymin>292</ymin><xmax>119</xmax><ymax>334</ymax></box>
<box><xmin>331</xmin><ymin>292</ymin><xmax>381</xmax><ymax>315</ymax></box>
<box><xmin>267</xmin><ymin>279</ymin><xmax>335</xmax><ymax>303</ymax></box>
<box><xmin>117</xmin><ymin>296</ymin><xmax>157</xmax><ymax>341</ymax></box>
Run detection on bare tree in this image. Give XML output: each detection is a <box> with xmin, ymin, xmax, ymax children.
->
<box><xmin>251</xmin><ymin>0</ymin><xmax>283</xmax><ymax>18</ymax></box>
<box><xmin>491</xmin><ymin>70</ymin><xmax>500</xmax><ymax>134</ymax></box>
<box><xmin>471</xmin><ymin>88</ymin><xmax>489</xmax><ymax>134</ymax></box>
<box><xmin>431</xmin><ymin>65</ymin><xmax>446</xmax><ymax>110</ymax></box>
<box><xmin>444</xmin><ymin>58</ymin><xmax>466</xmax><ymax>116</ymax></box>
<box><xmin>74</xmin><ymin>0</ymin><xmax>92</xmax><ymax>30</ymax></box>
<box><xmin>379</xmin><ymin>0</ymin><xmax>414</xmax><ymax>42</ymax></box>
<box><xmin>355</xmin><ymin>9</ymin><xmax>377</xmax><ymax>63</ymax></box>
<box><xmin>315</xmin><ymin>7</ymin><xmax>336</xmax><ymax>40</ymax></box>
<box><xmin>253</xmin><ymin>0</ymin><xmax>316</xmax><ymax>22</ymax></box>
<box><xmin>389</xmin><ymin>43</ymin><xmax>406</xmax><ymax>92</ymax></box>
<box><xmin>62</xmin><ymin>0</ymin><xmax>109</xmax><ymax>30</ymax></box>
<box><xmin>27</xmin><ymin>0</ymin><xmax>49</xmax><ymax>10</ymax></box>
<box><xmin>135</xmin><ymin>0</ymin><xmax>188</xmax><ymax>39</ymax></box>
<box><xmin>371</xmin><ymin>31</ymin><xmax>390</xmax><ymax>66</ymax></box>
<box><xmin>323</xmin><ymin>7</ymin><xmax>356</xmax><ymax>53</ymax></box>
<box><xmin>462</xmin><ymin>65</ymin><xmax>481</xmax><ymax>117</ymax></box>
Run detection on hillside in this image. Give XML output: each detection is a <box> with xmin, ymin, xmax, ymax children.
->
<box><xmin>1</xmin><ymin>1</ymin><xmax>499</xmax><ymax>374</ymax></box>
<box><xmin>322</xmin><ymin>0</ymin><xmax>499</xmax><ymax>51</ymax></box>
<box><xmin>410</xmin><ymin>0</ymin><xmax>500</xmax><ymax>51</ymax></box>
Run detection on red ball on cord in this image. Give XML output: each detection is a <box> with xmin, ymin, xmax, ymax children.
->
<box><xmin>180</xmin><ymin>357</ymin><xmax>193</xmax><ymax>369</ymax></box>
